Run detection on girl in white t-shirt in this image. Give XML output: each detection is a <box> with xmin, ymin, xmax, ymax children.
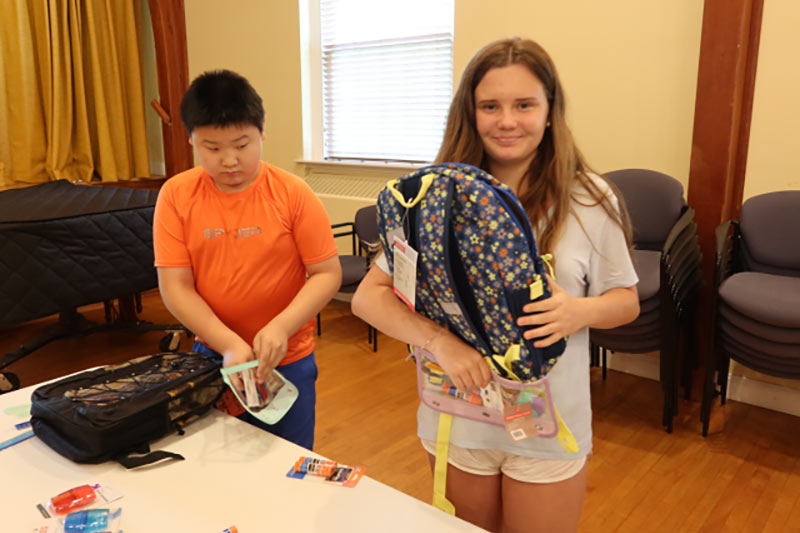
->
<box><xmin>352</xmin><ymin>37</ymin><xmax>639</xmax><ymax>533</ymax></box>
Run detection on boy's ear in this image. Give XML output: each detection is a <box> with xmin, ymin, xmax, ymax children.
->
<box><xmin>261</xmin><ymin>119</ymin><xmax>266</xmax><ymax>140</ymax></box>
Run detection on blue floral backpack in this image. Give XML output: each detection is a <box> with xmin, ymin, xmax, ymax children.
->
<box><xmin>377</xmin><ymin>162</ymin><xmax>566</xmax><ymax>381</ymax></box>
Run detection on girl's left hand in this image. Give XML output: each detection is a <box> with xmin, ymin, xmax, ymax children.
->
<box><xmin>516</xmin><ymin>275</ymin><xmax>588</xmax><ymax>347</ymax></box>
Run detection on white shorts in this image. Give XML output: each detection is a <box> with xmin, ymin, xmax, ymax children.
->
<box><xmin>421</xmin><ymin>439</ymin><xmax>587</xmax><ymax>484</ymax></box>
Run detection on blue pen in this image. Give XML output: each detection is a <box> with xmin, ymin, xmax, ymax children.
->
<box><xmin>0</xmin><ymin>429</ymin><xmax>35</xmax><ymax>451</ymax></box>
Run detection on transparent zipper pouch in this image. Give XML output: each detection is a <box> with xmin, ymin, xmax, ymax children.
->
<box><xmin>220</xmin><ymin>360</ymin><xmax>298</xmax><ymax>424</ymax></box>
<box><xmin>412</xmin><ymin>348</ymin><xmax>578</xmax><ymax>452</ymax></box>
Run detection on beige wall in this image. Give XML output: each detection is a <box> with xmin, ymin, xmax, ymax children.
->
<box><xmin>184</xmin><ymin>0</ymin><xmax>304</xmax><ymax>176</ymax></box>
<box><xmin>454</xmin><ymin>0</ymin><xmax>703</xmax><ymax>185</ymax></box>
<box><xmin>743</xmin><ymin>0</ymin><xmax>800</xmax><ymax>200</ymax></box>
<box><xmin>183</xmin><ymin>1</ymin><xmax>704</xmax><ymax>187</ymax></box>
<box><xmin>732</xmin><ymin>1</ymin><xmax>800</xmax><ymax>391</ymax></box>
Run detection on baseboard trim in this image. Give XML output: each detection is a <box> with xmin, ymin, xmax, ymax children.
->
<box><xmin>726</xmin><ymin>374</ymin><xmax>800</xmax><ymax>417</ymax></box>
<box><xmin>605</xmin><ymin>351</ymin><xmax>800</xmax><ymax>417</ymax></box>
<box><xmin>605</xmin><ymin>351</ymin><xmax>660</xmax><ymax>381</ymax></box>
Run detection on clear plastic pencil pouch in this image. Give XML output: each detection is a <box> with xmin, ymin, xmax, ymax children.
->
<box><xmin>220</xmin><ymin>360</ymin><xmax>298</xmax><ymax>424</ymax></box>
<box><xmin>412</xmin><ymin>348</ymin><xmax>577</xmax><ymax>451</ymax></box>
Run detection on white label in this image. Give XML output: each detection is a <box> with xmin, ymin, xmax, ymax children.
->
<box><xmin>387</xmin><ymin>226</ymin><xmax>405</xmax><ymax>246</ymax></box>
<box><xmin>440</xmin><ymin>301</ymin><xmax>463</xmax><ymax>316</ymax></box>
<box><xmin>95</xmin><ymin>484</ymin><xmax>124</xmax><ymax>504</ymax></box>
<box><xmin>479</xmin><ymin>382</ymin><xmax>504</xmax><ymax>412</ymax></box>
<box><xmin>392</xmin><ymin>236</ymin><xmax>418</xmax><ymax>309</ymax></box>
<box><xmin>510</xmin><ymin>428</ymin><xmax>528</xmax><ymax>441</ymax></box>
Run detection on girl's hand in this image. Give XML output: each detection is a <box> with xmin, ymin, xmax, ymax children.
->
<box><xmin>427</xmin><ymin>331</ymin><xmax>492</xmax><ymax>392</ymax></box>
<box><xmin>517</xmin><ymin>275</ymin><xmax>588</xmax><ymax>347</ymax></box>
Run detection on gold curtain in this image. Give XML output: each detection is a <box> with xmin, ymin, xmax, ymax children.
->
<box><xmin>0</xmin><ymin>0</ymin><xmax>150</xmax><ymax>186</ymax></box>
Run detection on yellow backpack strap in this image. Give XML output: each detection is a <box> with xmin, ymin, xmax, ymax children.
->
<box><xmin>386</xmin><ymin>173</ymin><xmax>436</xmax><ymax>208</ymax></box>
<box><xmin>432</xmin><ymin>413</ymin><xmax>456</xmax><ymax>515</ymax></box>
<box><xmin>503</xmin><ymin>344</ymin><xmax>521</xmax><ymax>376</ymax></box>
<box><xmin>541</xmin><ymin>253</ymin><xmax>555</xmax><ymax>280</ymax></box>
<box><xmin>483</xmin><ymin>344</ymin><xmax>527</xmax><ymax>382</ymax></box>
<box><xmin>553</xmin><ymin>404</ymin><xmax>580</xmax><ymax>453</ymax></box>
<box><xmin>529</xmin><ymin>275</ymin><xmax>544</xmax><ymax>300</ymax></box>
<box><xmin>529</xmin><ymin>253</ymin><xmax>555</xmax><ymax>302</ymax></box>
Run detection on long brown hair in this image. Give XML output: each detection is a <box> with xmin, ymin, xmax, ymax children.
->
<box><xmin>435</xmin><ymin>37</ymin><xmax>632</xmax><ymax>256</ymax></box>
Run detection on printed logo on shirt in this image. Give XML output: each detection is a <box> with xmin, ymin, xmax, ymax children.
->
<box><xmin>204</xmin><ymin>228</ymin><xmax>226</xmax><ymax>239</ymax></box>
<box><xmin>235</xmin><ymin>226</ymin><xmax>262</xmax><ymax>239</ymax></box>
<box><xmin>203</xmin><ymin>227</ymin><xmax>262</xmax><ymax>239</ymax></box>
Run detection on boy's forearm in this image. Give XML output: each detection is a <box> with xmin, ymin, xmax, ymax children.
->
<box><xmin>268</xmin><ymin>269</ymin><xmax>340</xmax><ymax>337</ymax></box>
<box><xmin>159</xmin><ymin>276</ymin><xmax>248</xmax><ymax>354</ymax></box>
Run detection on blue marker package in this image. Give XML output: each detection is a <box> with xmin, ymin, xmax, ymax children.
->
<box><xmin>64</xmin><ymin>507</ymin><xmax>122</xmax><ymax>532</ymax></box>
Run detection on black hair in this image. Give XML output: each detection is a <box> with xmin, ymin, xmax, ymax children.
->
<box><xmin>180</xmin><ymin>69</ymin><xmax>265</xmax><ymax>135</ymax></box>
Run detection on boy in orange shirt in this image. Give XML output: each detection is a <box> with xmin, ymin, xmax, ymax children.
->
<box><xmin>153</xmin><ymin>70</ymin><xmax>341</xmax><ymax>449</ymax></box>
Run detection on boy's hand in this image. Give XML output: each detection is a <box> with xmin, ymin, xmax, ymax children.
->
<box><xmin>428</xmin><ymin>332</ymin><xmax>492</xmax><ymax>392</ymax></box>
<box><xmin>253</xmin><ymin>322</ymin><xmax>289</xmax><ymax>382</ymax></box>
<box><xmin>222</xmin><ymin>341</ymin><xmax>256</xmax><ymax>390</ymax></box>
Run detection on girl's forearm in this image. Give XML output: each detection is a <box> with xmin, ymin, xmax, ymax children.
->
<box><xmin>582</xmin><ymin>287</ymin><xmax>640</xmax><ymax>330</ymax></box>
<box><xmin>351</xmin><ymin>268</ymin><xmax>442</xmax><ymax>348</ymax></box>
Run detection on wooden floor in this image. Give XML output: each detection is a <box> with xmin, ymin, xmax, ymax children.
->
<box><xmin>2</xmin><ymin>292</ymin><xmax>799</xmax><ymax>532</ymax></box>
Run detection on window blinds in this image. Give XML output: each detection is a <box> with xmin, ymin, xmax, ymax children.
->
<box><xmin>320</xmin><ymin>0</ymin><xmax>454</xmax><ymax>163</ymax></box>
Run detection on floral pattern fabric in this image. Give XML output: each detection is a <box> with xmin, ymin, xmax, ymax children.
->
<box><xmin>377</xmin><ymin>163</ymin><xmax>563</xmax><ymax>380</ymax></box>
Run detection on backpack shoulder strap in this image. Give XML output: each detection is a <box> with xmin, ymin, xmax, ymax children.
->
<box><xmin>115</xmin><ymin>448</ymin><xmax>185</xmax><ymax>469</ymax></box>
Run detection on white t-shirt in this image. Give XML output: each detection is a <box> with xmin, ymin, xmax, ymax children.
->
<box><xmin>377</xmin><ymin>174</ymin><xmax>638</xmax><ymax>459</ymax></box>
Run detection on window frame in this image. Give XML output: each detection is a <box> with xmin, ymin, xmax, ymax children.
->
<box><xmin>299</xmin><ymin>0</ymin><xmax>453</xmax><ymax>167</ymax></box>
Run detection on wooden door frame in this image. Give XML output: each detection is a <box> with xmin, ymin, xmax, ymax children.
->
<box><xmin>147</xmin><ymin>0</ymin><xmax>193</xmax><ymax>179</ymax></box>
<box><xmin>687</xmin><ymin>0</ymin><xmax>763</xmax><ymax>360</ymax></box>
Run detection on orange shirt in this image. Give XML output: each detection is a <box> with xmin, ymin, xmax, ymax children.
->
<box><xmin>153</xmin><ymin>161</ymin><xmax>337</xmax><ymax>365</ymax></box>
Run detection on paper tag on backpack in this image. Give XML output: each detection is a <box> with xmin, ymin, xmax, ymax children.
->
<box><xmin>392</xmin><ymin>235</ymin><xmax>418</xmax><ymax>310</ymax></box>
<box><xmin>387</xmin><ymin>227</ymin><xmax>405</xmax><ymax>246</ymax></box>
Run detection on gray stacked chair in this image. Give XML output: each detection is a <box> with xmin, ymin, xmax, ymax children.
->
<box><xmin>590</xmin><ymin>169</ymin><xmax>703</xmax><ymax>433</ymax></box>
<box><xmin>322</xmin><ymin>204</ymin><xmax>381</xmax><ymax>351</ymax></box>
<box><xmin>701</xmin><ymin>190</ymin><xmax>800</xmax><ymax>436</ymax></box>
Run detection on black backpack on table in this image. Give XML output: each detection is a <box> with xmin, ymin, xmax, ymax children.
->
<box><xmin>30</xmin><ymin>352</ymin><xmax>224</xmax><ymax>468</ymax></box>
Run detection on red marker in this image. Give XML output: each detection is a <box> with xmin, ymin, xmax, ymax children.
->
<box><xmin>49</xmin><ymin>484</ymin><xmax>96</xmax><ymax>514</ymax></box>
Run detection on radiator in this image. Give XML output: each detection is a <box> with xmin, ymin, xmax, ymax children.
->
<box><xmin>304</xmin><ymin>171</ymin><xmax>390</xmax><ymax>254</ymax></box>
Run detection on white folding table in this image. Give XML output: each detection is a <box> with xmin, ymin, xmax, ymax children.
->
<box><xmin>0</xmin><ymin>380</ymin><xmax>483</xmax><ymax>532</ymax></box>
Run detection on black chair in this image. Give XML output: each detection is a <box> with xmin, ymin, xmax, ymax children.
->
<box><xmin>321</xmin><ymin>204</ymin><xmax>381</xmax><ymax>351</ymax></box>
<box><xmin>590</xmin><ymin>169</ymin><xmax>703</xmax><ymax>432</ymax></box>
<box><xmin>701</xmin><ymin>190</ymin><xmax>800</xmax><ymax>436</ymax></box>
